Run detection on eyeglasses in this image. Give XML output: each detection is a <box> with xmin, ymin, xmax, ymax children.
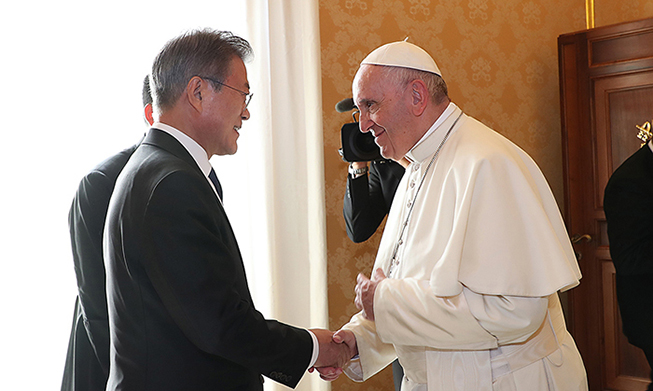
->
<box><xmin>199</xmin><ymin>76</ymin><xmax>253</xmax><ymax>108</ymax></box>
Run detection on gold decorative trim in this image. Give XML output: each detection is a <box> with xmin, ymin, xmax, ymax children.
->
<box><xmin>636</xmin><ymin>121</ymin><xmax>653</xmax><ymax>146</ymax></box>
<box><xmin>586</xmin><ymin>0</ymin><xmax>595</xmax><ymax>29</ymax></box>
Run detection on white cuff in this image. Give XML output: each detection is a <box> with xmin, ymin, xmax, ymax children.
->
<box><xmin>343</xmin><ymin>356</ymin><xmax>364</xmax><ymax>382</ymax></box>
<box><xmin>307</xmin><ymin>330</ymin><xmax>319</xmax><ymax>369</ymax></box>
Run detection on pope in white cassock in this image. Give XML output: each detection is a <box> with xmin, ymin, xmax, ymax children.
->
<box><xmin>320</xmin><ymin>42</ymin><xmax>588</xmax><ymax>390</ymax></box>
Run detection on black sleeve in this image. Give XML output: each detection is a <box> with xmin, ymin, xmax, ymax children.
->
<box><xmin>604</xmin><ymin>167</ymin><xmax>653</xmax><ymax>275</ymax></box>
<box><xmin>68</xmin><ymin>170</ymin><xmax>114</xmax><ymax>374</ymax></box>
<box><xmin>343</xmin><ymin>160</ymin><xmax>405</xmax><ymax>243</ymax></box>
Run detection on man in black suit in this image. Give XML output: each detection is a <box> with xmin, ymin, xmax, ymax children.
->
<box><xmin>103</xmin><ymin>29</ymin><xmax>348</xmax><ymax>390</ymax></box>
<box><xmin>604</xmin><ymin>139</ymin><xmax>653</xmax><ymax>389</ymax></box>
<box><xmin>61</xmin><ymin>76</ymin><xmax>154</xmax><ymax>391</ymax></box>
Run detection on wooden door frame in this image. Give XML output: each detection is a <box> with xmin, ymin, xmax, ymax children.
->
<box><xmin>559</xmin><ymin>17</ymin><xmax>653</xmax><ymax>390</ymax></box>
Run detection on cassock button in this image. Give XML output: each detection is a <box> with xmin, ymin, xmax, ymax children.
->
<box><xmin>410</xmin><ymin>181</ymin><xmax>415</xmax><ymax>188</ymax></box>
<box><xmin>407</xmin><ymin>200</ymin><xmax>412</xmax><ymax>208</ymax></box>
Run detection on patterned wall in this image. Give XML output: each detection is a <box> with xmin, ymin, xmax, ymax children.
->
<box><xmin>595</xmin><ymin>1</ymin><xmax>653</xmax><ymax>28</ymax></box>
<box><xmin>318</xmin><ymin>1</ymin><xmax>653</xmax><ymax>389</ymax></box>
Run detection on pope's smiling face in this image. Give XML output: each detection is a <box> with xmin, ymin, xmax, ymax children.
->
<box><xmin>353</xmin><ymin>65</ymin><xmax>417</xmax><ymax>161</ymax></box>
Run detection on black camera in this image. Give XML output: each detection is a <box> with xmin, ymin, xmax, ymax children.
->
<box><xmin>335</xmin><ymin>97</ymin><xmax>382</xmax><ymax>162</ymax></box>
<box><xmin>340</xmin><ymin>122</ymin><xmax>382</xmax><ymax>162</ymax></box>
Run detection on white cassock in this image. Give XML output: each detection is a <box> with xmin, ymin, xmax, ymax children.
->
<box><xmin>342</xmin><ymin>103</ymin><xmax>587</xmax><ymax>390</ymax></box>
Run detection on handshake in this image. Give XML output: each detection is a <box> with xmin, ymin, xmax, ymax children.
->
<box><xmin>306</xmin><ymin>269</ymin><xmax>386</xmax><ymax>381</ymax></box>
<box><xmin>306</xmin><ymin>269</ymin><xmax>384</xmax><ymax>381</ymax></box>
<box><xmin>308</xmin><ymin>328</ymin><xmax>358</xmax><ymax>381</ymax></box>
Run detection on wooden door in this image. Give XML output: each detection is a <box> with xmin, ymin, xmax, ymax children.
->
<box><xmin>558</xmin><ymin>17</ymin><xmax>653</xmax><ymax>390</ymax></box>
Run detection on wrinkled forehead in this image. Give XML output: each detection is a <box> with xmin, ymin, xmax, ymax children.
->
<box><xmin>353</xmin><ymin>65</ymin><xmax>380</xmax><ymax>100</ymax></box>
<box><xmin>353</xmin><ymin>64</ymin><xmax>397</xmax><ymax>103</ymax></box>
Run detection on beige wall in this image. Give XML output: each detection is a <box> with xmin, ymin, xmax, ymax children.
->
<box><xmin>595</xmin><ymin>1</ymin><xmax>653</xmax><ymax>27</ymax></box>
<box><xmin>319</xmin><ymin>1</ymin><xmax>653</xmax><ymax>389</ymax></box>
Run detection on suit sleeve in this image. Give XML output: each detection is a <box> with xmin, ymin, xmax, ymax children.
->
<box><xmin>68</xmin><ymin>170</ymin><xmax>113</xmax><ymax>374</ymax></box>
<box><xmin>139</xmin><ymin>170</ymin><xmax>312</xmax><ymax>387</ymax></box>
<box><xmin>604</xmin><ymin>171</ymin><xmax>653</xmax><ymax>275</ymax></box>
<box><xmin>343</xmin><ymin>163</ymin><xmax>394</xmax><ymax>243</ymax></box>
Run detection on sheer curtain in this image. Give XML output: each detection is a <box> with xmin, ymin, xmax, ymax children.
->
<box><xmin>0</xmin><ymin>1</ymin><xmax>326</xmax><ymax>390</ymax></box>
<box><xmin>216</xmin><ymin>1</ymin><xmax>329</xmax><ymax>390</ymax></box>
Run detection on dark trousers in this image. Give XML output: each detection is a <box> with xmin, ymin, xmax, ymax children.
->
<box><xmin>392</xmin><ymin>360</ymin><xmax>403</xmax><ymax>391</ymax></box>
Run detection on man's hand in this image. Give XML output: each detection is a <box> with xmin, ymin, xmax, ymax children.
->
<box><xmin>312</xmin><ymin>329</ymin><xmax>358</xmax><ymax>382</ymax></box>
<box><xmin>354</xmin><ymin>268</ymin><xmax>387</xmax><ymax>321</ymax></box>
<box><xmin>309</xmin><ymin>329</ymin><xmax>354</xmax><ymax>371</ymax></box>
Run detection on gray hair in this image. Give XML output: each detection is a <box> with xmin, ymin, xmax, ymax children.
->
<box><xmin>151</xmin><ymin>28</ymin><xmax>252</xmax><ymax>112</ymax></box>
<box><xmin>142</xmin><ymin>75</ymin><xmax>153</xmax><ymax>107</ymax></box>
<box><xmin>381</xmin><ymin>66</ymin><xmax>448</xmax><ymax>104</ymax></box>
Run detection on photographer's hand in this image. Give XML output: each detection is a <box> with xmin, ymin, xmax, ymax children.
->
<box><xmin>349</xmin><ymin>161</ymin><xmax>369</xmax><ymax>179</ymax></box>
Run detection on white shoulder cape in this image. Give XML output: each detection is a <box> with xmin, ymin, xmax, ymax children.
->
<box><xmin>376</xmin><ymin>105</ymin><xmax>582</xmax><ymax>297</ymax></box>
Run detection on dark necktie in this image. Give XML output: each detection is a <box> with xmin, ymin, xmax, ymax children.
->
<box><xmin>208</xmin><ymin>168</ymin><xmax>223</xmax><ymax>200</ymax></box>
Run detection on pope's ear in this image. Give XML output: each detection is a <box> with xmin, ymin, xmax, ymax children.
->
<box><xmin>410</xmin><ymin>79</ymin><xmax>428</xmax><ymax>116</ymax></box>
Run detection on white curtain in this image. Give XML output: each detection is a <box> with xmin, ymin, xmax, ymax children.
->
<box><xmin>213</xmin><ymin>1</ymin><xmax>329</xmax><ymax>390</ymax></box>
<box><xmin>0</xmin><ymin>1</ymin><xmax>327</xmax><ymax>389</ymax></box>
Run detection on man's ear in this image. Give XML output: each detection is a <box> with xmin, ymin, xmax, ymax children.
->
<box><xmin>186</xmin><ymin>76</ymin><xmax>205</xmax><ymax>113</ymax></box>
<box><xmin>410</xmin><ymin>79</ymin><xmax>429</xmax><ymax>116</ymax></box>
<box><xmin>143</xmin><ymin>103</ymin><xmax>154</xmax><ymax>126</ymax></box>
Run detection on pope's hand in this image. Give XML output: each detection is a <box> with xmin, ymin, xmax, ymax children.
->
<box><xmin>355</xmin><ymin>268</ymin><xmax>386</xmax><ymax>321</ymax></box>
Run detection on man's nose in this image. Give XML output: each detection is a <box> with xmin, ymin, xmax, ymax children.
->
<box><xmin>358</xmin><ymin>112</ymin><xmax>372</xmax><ymax>133</ymax></box>
<box><xmin>242</xmin><ymin>107</ymin><xmax>250</xmax><ymax>121</ymax></box>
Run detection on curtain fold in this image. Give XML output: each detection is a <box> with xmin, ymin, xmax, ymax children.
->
<box><xmin>225</xmin><ymin>1</ymin><xmax>328</xmax><ymax>390</ymax></box>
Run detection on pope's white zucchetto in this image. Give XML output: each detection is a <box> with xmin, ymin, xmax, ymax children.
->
<box><xmin>361</xmin><ymin>41</ymin><xmax>442</xmax><ymax>78</ymax></box>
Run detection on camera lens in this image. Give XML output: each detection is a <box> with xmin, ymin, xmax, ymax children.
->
<box><xmin>355</xmin><ymin>132</ymin><xmax>378</xmax><ymax>153</ymax></box>
<box><xmin>341</xmin><ymin>122</ymin><xmax>381</xmax><ymax>161</ymax></box>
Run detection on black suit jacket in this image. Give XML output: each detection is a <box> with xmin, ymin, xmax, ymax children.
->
<box><xmin>104</xmin><ymin>128</ymin><xmax>312</xmax><ymax>390</ymax></box>
<box><xmin>343</xmin><ymin>159</ymin><xmax>405</xmax><ymax>243</ymax></box>
<box><xmin>62</xmin><ymin>144</ymin><xmax>138</xmax><ymax>391</ymax></box>
<box><xmin>604</xmin><ymin>144</ymin><xmax>653</xmax><ymax>350</ymax></box>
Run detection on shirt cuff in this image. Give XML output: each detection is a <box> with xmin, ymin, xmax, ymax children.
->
<box><xmin>307</xmin><ymin>330</ymin><xmax>319</xmax><ymax>368</ymax></box>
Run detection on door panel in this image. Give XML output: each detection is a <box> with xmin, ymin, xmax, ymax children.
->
<box><xmin>595</xmin><ymin>72</ymin><xmax>653</xmax><ymax>180</ymax></box>
<box><xmin>559</xmin><ymin>17</ymin><xmax>653</xmax><ymax>391</ymax></box>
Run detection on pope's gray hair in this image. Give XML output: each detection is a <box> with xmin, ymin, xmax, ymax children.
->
<box><xmin>381</xmin><ymin>66</ymin><xmax>448</xmax><ymax>104</ymax></box>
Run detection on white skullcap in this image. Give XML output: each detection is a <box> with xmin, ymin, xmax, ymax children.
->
<box><xmin>361</xmin><ymin>41</ymin><xmax>442</xmax><ymax>77</ymax></box>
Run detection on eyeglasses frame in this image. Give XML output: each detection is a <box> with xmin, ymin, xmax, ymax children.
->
<box><xmin>197</xmin><ymin>76</ymin><xmax>253</xmax><ymax>108</ymax></box>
